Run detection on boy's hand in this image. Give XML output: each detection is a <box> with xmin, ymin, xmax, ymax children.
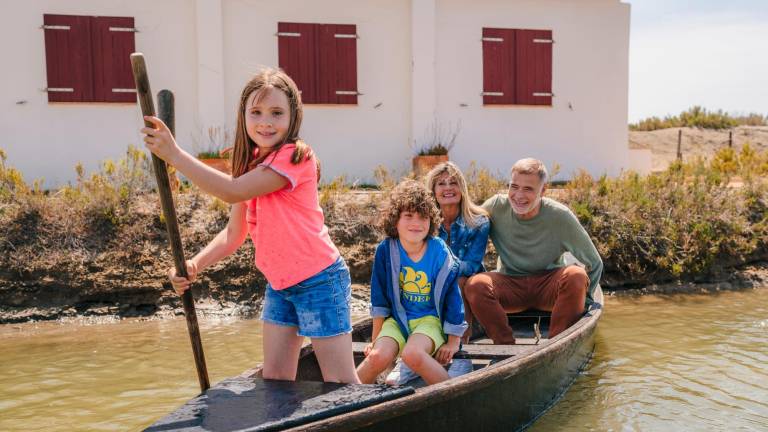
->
<box><xmin>141</xmin><ymin>116</ymin><xmax>180</xmax><ymax>164</ymax></box>
<box><xmin>168</xmin><ymin>260</ymin><xmax>198</xmax><ymax>296</ymax></box>
<box><xmin>434</xmin><ymin>336</ymin><xmax>461</xmax><ymax>365</ymax></box>
<box><xmin>363</xmin><ymin>342</ymin><xmax>374</xmax><ymax>357</ymax></box>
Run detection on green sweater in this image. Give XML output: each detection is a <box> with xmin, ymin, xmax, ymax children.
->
<box><xmin>482</xmin><ymin>195</ymin><xmax>603</xmax><ymax>303</ymax></box>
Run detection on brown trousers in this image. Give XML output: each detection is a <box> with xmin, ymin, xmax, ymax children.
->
<box><xmin>463</xmin><ymin>266</ymin><xmax>588</xmax><ymax>344</ymax></box>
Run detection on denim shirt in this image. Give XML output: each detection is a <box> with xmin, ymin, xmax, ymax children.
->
<box><xmin>438</xmin><ymin>214</ymin><xmax>490</xmax><ymax>277</ymax></box>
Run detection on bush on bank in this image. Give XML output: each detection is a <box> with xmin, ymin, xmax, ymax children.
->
<box><xmin>0</xmin><ymin>145</ymin><xmax>766</xmax><ymax>291</ymax></box>
<box><xmin>629</xmin><ymin>106</ymin><xmax>768</xmax><ymax>131</ymax></box>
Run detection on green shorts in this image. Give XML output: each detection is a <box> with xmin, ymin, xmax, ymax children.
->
<box><xmin>376</xmin><ymin>315</ymin><xmax>445</xmax><ymax>355</ymax></box>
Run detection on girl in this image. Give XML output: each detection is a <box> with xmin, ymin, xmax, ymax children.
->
<box><xmin>356</xmin><ymin>180</ymin><xmax>466</xmax><ymax>385</ymax></box>
<box><xmin>141</xmin><ymin>68</ymin><xmax>359</xmax><ymax>384</ymax></box>
<box><xmin>425</xmin><ymin>162</ymin><xmax>490</xmax><ymax>342</ymax></box>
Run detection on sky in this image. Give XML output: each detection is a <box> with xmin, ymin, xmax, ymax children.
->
<box><xmin>627</xmin><ymin>0</ymin><xmax>768</xmax><ymax>122</ymax></box>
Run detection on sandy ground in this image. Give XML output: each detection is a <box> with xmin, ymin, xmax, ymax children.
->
<box><xmin>629</xmin><ymin>125</ymin><xmax>768</xmax><ymax>171</ymax></box>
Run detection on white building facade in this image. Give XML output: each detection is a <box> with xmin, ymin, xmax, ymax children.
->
<box><xmin>1</xmin><ymin>0</ymin><xmax>647</xmax><ymax>187</ymax></box>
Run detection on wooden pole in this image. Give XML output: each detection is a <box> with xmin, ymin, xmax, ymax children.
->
<box><xmin>729</xmin><ymin>130</ymin><xmax>733</xmax><ymax>148</ymax></box>
<box><xmin>130</xmin><ymin>53</ymin><xmax>211</xmax><ymax>392</ymax></box>
<box><xmin>677</xmin><ymin>129</ymin><xmax>683</xmax><ymax>161</ymax></box>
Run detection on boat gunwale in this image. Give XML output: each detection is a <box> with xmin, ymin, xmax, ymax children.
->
<box><xmin>273</xmin><ymin>286</ymin><xmax>604</xmax><ymax>431</ymax></box>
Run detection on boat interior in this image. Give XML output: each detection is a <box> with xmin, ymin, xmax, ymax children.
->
<box><xmin>146</xmin><ymin>312</ymin><xmax>555</xmax><ymax>431</ymax></box>
<box><xmin>272</xmin><ymin>310</ymin><xmax>553</xmax><ymax>388</ymax></box>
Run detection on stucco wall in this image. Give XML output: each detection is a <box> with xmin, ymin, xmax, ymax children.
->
<box><xmin>0</xmin><ymin>0</ymin><xmax>199</xmax><ymax>187</ymax></box>
<box><xmin>220</xmin><ymin>0</ymin><xmax>413</xmax><ymax>183</ymax></box>
<box><xmin>1</xmin><ymin>0</ymin><xmax>635</xmax><ymax>187</ymax></box>
<box><xmin>435</xmin><ymin>0</ymin><xmax>632</xmax><ymax>180</ymax></box>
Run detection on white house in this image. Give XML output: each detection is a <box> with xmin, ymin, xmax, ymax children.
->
<box><xmin>0</xmin><ymin>0</ymin><xmax>650</xmax><ymax>188</ymax></box>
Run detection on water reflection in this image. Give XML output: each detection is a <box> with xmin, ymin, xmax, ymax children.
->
<box><xmin>530</xmin><ymin>289</ymin><xmax>768</xmax><ymax>431</ymax></box>
<box><xmin>1</xmin><ymin>289</ymin><xmax>766</xmax><ymax>431</ymax></box>
<box><xmin>1</xmin><ymin>317</ymin><xmax>266</xmax><ymax>431</ymax></box>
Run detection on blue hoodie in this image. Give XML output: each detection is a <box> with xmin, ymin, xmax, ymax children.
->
<box><xmin>370</xmin><ymin>237</ymin><xmax>468</xmax><ymax>339</ymax></box>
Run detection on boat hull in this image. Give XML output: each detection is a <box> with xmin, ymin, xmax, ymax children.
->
<box><xmin>289</xmin><ymin>287</ymin><xmax>602</xmax><ymax>432</ymax></box>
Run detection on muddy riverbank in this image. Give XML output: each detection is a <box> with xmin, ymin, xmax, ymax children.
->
<box><xmin>1</xmin><ymin>187</ymin><xmax>767</xmax><ymax>324</ymax></box>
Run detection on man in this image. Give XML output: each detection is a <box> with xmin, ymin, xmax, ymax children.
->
<box><xmin>464</xmin><ymin>158</ymin><xmax>602</xmax><ymax>344</ymax></box>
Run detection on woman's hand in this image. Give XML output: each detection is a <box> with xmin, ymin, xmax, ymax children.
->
<box><xmin>141</xmin><ymin>116</ymin><xmax>181</xmax><ymax>164</ymax></box>
<box><xmin>168</xmin><ymin>260</ymin><xmax>198</xmax><ymax>296</ymax></box>
<box><xmin>434</xmin><ymin>336</ymin><xmax>461</xmax><ymax>365</ymax></box>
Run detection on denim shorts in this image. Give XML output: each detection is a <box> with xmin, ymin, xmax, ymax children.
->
<box><xmin>261</xmin><ymin>257</ymin><xmax>352</xmax><ymax>338</ymax></box>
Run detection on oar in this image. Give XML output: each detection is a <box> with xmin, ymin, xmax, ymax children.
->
<box><xmin>130</xmin><ymin>53</ymin><xmax>211</xmax><ymax>392</ymax></box>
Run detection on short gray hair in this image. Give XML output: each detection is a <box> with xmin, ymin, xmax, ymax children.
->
<box><xmin>510</xmin><ymin>158</ymin><xmax>548</xmax><ymax>184</ymax></box>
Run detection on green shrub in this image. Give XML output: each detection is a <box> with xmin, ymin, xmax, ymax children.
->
<box><xmin>564</xmin><ymin>148</ymin><xmax>768</xmax><ymax>283</ymax></box>
<box><xmin>629</xmin><ymin>106</ymin><xmax>765</xmax><ymax>131</ymax></box>
<box><xmin>60</xmin><ymin>145</ymin><xmax>152</xmax><ymax>227</ymax></box>
<box><xmin>0</xmin><ymin>149</ymin><xmax>32</xmax><ymax>203</ymax></box>
<box><xmin>319</xmin><ymin>175</ymin><xmax>351</xmax><ymax>212</ymax></box>
<box><xmin>373</xmin><ymin>165</ymin><xmax>396</xmax><ymax>192</ymax></box>
<box><xmin>464</xmin><ymin>161</ymin><xmax>506</xmax><ymax>204</ymax></box>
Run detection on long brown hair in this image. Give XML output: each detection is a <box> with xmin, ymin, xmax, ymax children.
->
<box><xmin>424</xmin><ymin>161</ymin><xmax>487</xmax><ymax>228</ymax></box>
<box><xmin>230</xmin><ymin>68</ymin><xmax>313</xmax><ymax>178</ymax></box>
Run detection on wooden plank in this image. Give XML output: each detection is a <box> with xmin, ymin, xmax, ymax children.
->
<box><xmin>92</xmin><ymin>16</ymin><xmax>136</xmax><ymax>102</ymax></box>
<box><xmin>482</xmin><ymin>27</ymin><xmax>515</xmax><ymax>105</ymax></box>
<box><xmin>316</xmin><ymin>24</ymin><xmax>334</xmax><ymax>103</ymax></box>
<box><xmin>278</xmin><ymin>22</ymin><xmax>317</xmax><ymax>103</ymax></box>
<box><xmin>145</xmin><ymin>376</ymin><xmax>414</xmax><ymax>432</ymax></box>
<box><xmin>43</xmin><ymin>14</ymin><xmax>93</xmax><ymax>102</ymax></box>
<box><xmin>515</xmin><ymin>29</ymin><xmax>552</xmax><ymax>106</ymax></box>
<box><xmin>351</xmin><ymin>342</ymin><xmax>534</xmax><ymax>360</ymax></box>
<box><xmin>329</xmin><ymin>23</ymin><xmax>358</xmax><ymax>104</ymax></box>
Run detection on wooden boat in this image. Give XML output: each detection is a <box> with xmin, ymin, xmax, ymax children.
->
<box><xmin>147</xmin><ymin>286</ymin><xmax>603</xmax><ymax>432</ymax></box>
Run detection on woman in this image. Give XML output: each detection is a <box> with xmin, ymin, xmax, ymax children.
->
<box><xmin>425</xmin><ymin>162</ymin><xmax>490</xmax><ymax>341</ymax></box>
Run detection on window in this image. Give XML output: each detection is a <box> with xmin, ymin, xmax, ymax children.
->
<box><xmin>43</xmin><ymin>14</ymin><xmax>136</xmax><ymax>103</ymax></box>
<box><xmin>482</xmin><ymin>28</ymin><xmax>553</xmax><ymax>106</ymax></box>
<box><xmin>277</xmin><ymin>22</ymin><xmax>359</xmax><ymax>105</ymax></box>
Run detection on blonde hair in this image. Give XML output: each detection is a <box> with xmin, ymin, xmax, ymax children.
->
<box><xmin>380</xmin><ymin>180</ymin><xmax>442</xmax><ymax>239</ymax></box>
<box><xmin>424</xmin><ymin>162</ymin><xmax>487</xmax><ymax>228</ymax></box>
<box><xmin>510</xmin><ymin>158</ymin><xmax>548</xmax><ymax>184</ymax></box>
<box><xmin>230</xmin><ymin>68</ymin><xmax>313</xmax><ymax>178</ymax></box>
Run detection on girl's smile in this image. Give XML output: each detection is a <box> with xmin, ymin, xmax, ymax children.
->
<box><xmin>245</xmin><ymin>88</ymin><xmax>291</xmax><ymax>150</ymax></box>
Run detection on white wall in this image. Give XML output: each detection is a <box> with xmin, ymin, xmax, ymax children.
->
<box><xmin>0</xmin><ymin>0</ymin><xmax>199</xmax><ymax>187</ymax></box>
<box><xmin>1</xmin><ymin>0</ymin><xmax>636</xmax><ymax>187</ymax></box>
<box><xmin>435</xmin><ymin>0</ymin><xmax>632</xmax><ymax>180</ymax></box>
<box><xmin>221</xmin><ymin>0</ymin><xmax>413</xmax><ymax>183</ymax></box>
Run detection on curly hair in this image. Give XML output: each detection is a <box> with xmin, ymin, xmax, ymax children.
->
<box><xmin>380</xmin><ymin>180</ymin><xmax>443</xmax><ymax>239</ymax></box>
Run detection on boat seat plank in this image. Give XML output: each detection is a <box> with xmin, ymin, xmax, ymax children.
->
<box><xmin>145</xmin><ymin>376</ymin><xmax>414</xmax><ymax>432</ymax></box>
<box><xmin>351</xmin><ymin>341</ymin><xmax>535</xmax><ymax>360</ymax></box>
<box><xmin>470</xmin><ymin>338</ymin><xmax>548</xmax><ymax>346</ymax></box>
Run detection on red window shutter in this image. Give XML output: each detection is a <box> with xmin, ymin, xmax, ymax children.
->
<box><xmin>482</xmin><ymin>28</ymin><xmax>515</xmax><ymax>105</ymax></box>
<box><xmin>278</xmin><ymin>22</ymin><xmax>318</xmax><ymax>104</ymax></box>
<box><xmin>92</xmin><ymin>16</ymin><xmax>137</xmax><ymax>103</ymax></box>
<box><xmin>43</xmin><ymin>14</ymin><xmax>94</xmax><ymax>102</ymax></box>
<box><xmin>514</xmin><ymin>29</ymin><xmax>552</xmax><ymax>106</ymax></box>
<box><xmin>317</xmin><ymin>24</ymin><xmax>358</xmax><ymax>104</ymax></box>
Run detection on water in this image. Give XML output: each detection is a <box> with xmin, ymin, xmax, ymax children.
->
<box><xmin>530</xmin><ymin>289</ymin><xmax>768</xmax><ymax>431</ymax></box>
<box><xmin>0</xmin><ymin>317</ymin><xmax>266</xmax><ymax>431</ymax></box>
<box><xmin>1</xmin><ymin>289</ymin><xmax>767</xmax><ymax>431</ymax></box>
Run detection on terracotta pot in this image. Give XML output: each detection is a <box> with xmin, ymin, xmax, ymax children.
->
<box><xmin>412</xmin><ymin>154</ymin><xmax>449</xmax><ymax>177</ymax></box>
<box><xmin>199</xmin><ymin>158</ymin><xmax>231</xmax><ymax>175</ymax></box>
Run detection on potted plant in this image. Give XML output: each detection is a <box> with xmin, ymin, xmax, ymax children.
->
<box><xmin>412</xmin><ymin>120</ymin><xmax>460</xmax><ymax>177</ymax></box>
<box><xmin>195</xmin><ymin>127</ymin><xmax>232</xmax><ymax>175</ymax></box>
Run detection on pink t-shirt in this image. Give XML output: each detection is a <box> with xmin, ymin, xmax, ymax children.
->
<box><xmin>245</xmin><ymin>144</ymin><xmax>340</xmax><ymax>290</ymax></box>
